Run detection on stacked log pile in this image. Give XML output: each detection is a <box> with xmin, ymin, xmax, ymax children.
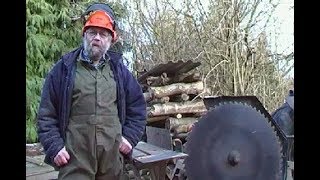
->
<box><xmin>139</xmin><ymin>61</ymin><xmax>209</xmax><ymax>151</ymax></box>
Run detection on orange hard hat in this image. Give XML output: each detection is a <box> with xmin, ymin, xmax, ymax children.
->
<box><xmin>82</xmin><ymin>10</ymin><xmax>117</xmax><ymax>42</ymax></box>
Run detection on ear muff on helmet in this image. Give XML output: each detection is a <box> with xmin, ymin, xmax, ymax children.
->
<box><xmin>81</xmin><ymin>3</ymin><xmax>118</xmax><ymax>42</ymax></box>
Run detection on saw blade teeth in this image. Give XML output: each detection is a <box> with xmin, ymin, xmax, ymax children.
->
<box><xmin>200</xmin><ymin>101</ymin><xmax>284</xmax><ymax>179</ymax></box>
<box><xmin>247</xmin><ymin>101</ymin><xmax>284</xmax><ymax>179</ymax></box>
<box><xmin>185</xmin><ymin>101</ymin><xmax>285</xmax><ymax>179</ymax></box>
<box><xmin>272</xmin><ymin>126</ymin><xmax>284</xmax><ymax>178</ymax></box>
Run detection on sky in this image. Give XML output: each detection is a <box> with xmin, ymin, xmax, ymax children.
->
<box><xmin>271</xmin><ymin>0</ymin><xmax>294</xmax><ymax>54</ymax></box>
<box><xmin>270</xmin><ymin>0</ymin><xmax>294</xmax><ymax>77</ymax></box>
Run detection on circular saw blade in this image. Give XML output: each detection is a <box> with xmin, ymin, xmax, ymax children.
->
<box><xmin>185</xmin><ymin>102</ymin><xmax>282</xmax><ymax>180</ymax></box>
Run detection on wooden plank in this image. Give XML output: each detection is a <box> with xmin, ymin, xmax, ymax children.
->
<box><xmin>132</xmin><ymin>148</ymin><xmax>147</xmax><ymax>158</ymax></box>
<box><xmin>133</xmin><ymin>142</ymin><xmax>166</xmax><ymax>156</ymax></box>
<box><xmin>134</xmin><ymin>150</ymin><xmax>187</xmax><ymax>164</ymax></box>
<box><xmin>132</xmin><ymin>142</ymin><xmax>187</xmax><ymax>164</ymax></box>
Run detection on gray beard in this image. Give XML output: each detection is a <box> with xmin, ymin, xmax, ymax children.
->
<box><xmin>83</xmin><ymin>40</ymin><xmax>109</xmax><ymax>62</ymax></box>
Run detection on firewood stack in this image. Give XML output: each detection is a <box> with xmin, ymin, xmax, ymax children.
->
<box><xmin>138</xmin><ymin>60</ymin><xmax>209</xmax><ymax>150</ymax></box>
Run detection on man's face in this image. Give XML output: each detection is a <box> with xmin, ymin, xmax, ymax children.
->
<box><xmin>83</xmin><ymin>26</ymin><xmax>113</xmax><ymax>61</ymax></box>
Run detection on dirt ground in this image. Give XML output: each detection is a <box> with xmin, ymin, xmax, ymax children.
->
<box><xmin>26</xmin><ymin>155</ymin><xmax>294</xmax><ymax>180</ymax></box>
<box><xmin>26</xmin><ymin>144</ymin><xmax>294</xmax><ymax>180</ymax></box>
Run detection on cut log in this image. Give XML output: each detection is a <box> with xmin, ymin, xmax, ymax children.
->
<box><xmin>146</xmin><ymin>73</ymin><xmax>170</xmax><ymax>86</ymax></box>
<box><xmin>181</xmin><ymin>93</ymin><xmax>190</xmax><ymax>101</ymax></box>
<box><xmin>147</xmin><ymin>115</ymin><xmax>170</xmax><ymax>123</ymax></box>
<box><xmin>143</xmin><ymin>91</ymin><xmax>154</xmax><ymax>102</ymax></box>
<box><xmin>170</xmin><ymin>123</ymin><xmax>194</xmax><ymax>134</ymax></box>
<box><xmin>149</xmin><ymin>96</ymin><xmax>170</xmax><ymax>105</ymax></box>
<box><xmin>165</xmin><ymin>117</ymin><xmax>198</xmax><ymax>130</ymax></box>
<box><xmin>149</xmin><ymin>81</ymin><xmax>204</xmax><ymax>98</ymax></box>
<box><xmin>176</xmin><ymin>113</ymin><xmax>182</xmax><ymax>119</ymax></box>
<box><xmin>148</xmin><ymin>100</ymin><xmax>207</xmax><ymax>117</ymax></box>
<box><xmin>147</xmin><ymin>120</ymin><xmax>166</xmax><ymax>129</ymax></box>
<box><xmin>144</xmin><ymin>72</ymin><xmax>201</xmax><ymax>86</ymax></box>
<box><xmin>169</xmin><ymin>72</ymin><xmax>201</xmax><ymax>84</ymax></box>
<box><xmin>161</xmin><ymin>96</ymin><xmax>170</xmax><ymax>103</ymax></box>
<box><xmin>192</xmin><ymin>112</ymin><xmax>207</xmax><ymax>117</ymax></box>
<box><xmin>172</xmin><ymin>132</ymin><xmax>189</xmax><ymax>139</ymax></box>
<box><xmin>169</xmin><ymin>93</ymin><xmax>189</xmax><ymax>102</ymax></box>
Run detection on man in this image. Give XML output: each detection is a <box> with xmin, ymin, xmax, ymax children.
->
<box><xmin>271</xmin><ymin>89</ymin><xmax>294</xmax><ymax>135</ymax></box>
<box><xmin>37</xmin><ymin>3</ymin><xmax>147</xmax><ymax>179</ymax></box>
<box><xmin>271</xmin><ymin>89</ymin><xmax>294</xmax><ymax>179</ymax></box>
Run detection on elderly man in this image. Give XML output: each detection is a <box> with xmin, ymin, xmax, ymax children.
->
<box><xmin>37</xmin><ymin>2</ymin><xmax>147</xmax><ymax>180</ymax></box>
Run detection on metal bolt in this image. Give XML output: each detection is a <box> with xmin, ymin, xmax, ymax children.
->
<box><xmin>228</xmin><ymin>150</ymin><xmax>240</xmax><ymax>166</ymax></box>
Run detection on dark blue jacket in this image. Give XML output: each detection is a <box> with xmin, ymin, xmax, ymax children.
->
<box><xmin>37</xmin><ymin>46</ymin><xmax>147</xmax><ymax>167</ymax></box>
<box><xmin>271</xmin><ymin>102</ymin><xmax>294</xmax><ymax>136</ymax></box>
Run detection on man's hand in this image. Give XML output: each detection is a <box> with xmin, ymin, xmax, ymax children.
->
<box><xmin>54</xmin><ymin>147</ymin><xmax>70</xmax><ymax>166</ymax></box>
<box><xmin>119</xmin><ymin>136</ymin><xmax>132</xmax><ymax>154</ymax></box>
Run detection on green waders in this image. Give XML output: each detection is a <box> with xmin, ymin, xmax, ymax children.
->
<box><xmin>58</xmin><ymin>60</ymin><xmax>124</xmax><ymax>180</ymax></box>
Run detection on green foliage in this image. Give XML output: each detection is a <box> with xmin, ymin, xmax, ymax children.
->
<box><xmin>27</xmin><ymin>119</ymin><xmax>38</xmax><ymax>143</ymax></box>
<box><xmin>26</xmin><ymin>76</ymin><xmax>44</xmax><ymax>143</ymax></box>
<box><xmin>26</xmin><ymin>0</ymin><xmax>79</xmax><ymax>143</ymax></box>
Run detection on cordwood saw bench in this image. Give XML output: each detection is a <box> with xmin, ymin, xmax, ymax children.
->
<box><xmin>129</xmin><ymin>141</ymin><xmax>188</xmax><ymax>180</ymax></box>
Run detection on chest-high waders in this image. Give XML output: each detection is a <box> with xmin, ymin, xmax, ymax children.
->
<box><xmin>58</xmin><ymin>60</ymin><xmax>124</xmax><ymax>180</ymax></box>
